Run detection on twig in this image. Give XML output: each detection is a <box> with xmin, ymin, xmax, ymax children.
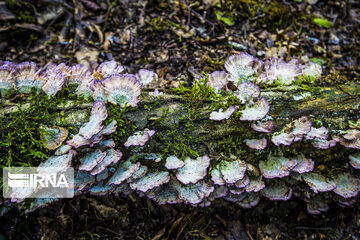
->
<box><xmin>180</xmin><ymin>0</ymin><xmax>215</xmax><ymax>32</ymax></box>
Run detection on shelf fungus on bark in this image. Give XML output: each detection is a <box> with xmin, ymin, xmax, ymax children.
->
<box><xmin>40</xmin><ymin>126</ymin><xmax>68</xmax><ymax>150</ymax></box>
<box><xmin>1</xmin><ymin>53</ymin><xmax>359</xmax><ymax>215</ymax></box>
<box><xmin>207</xmin><ymin>71</ymin><xmax>229</xmax><ymax>93</ymax></box>
<box><xmin>124</xmin><ymin>129</ymin><xmax>156</xmax><ymax>148</ymax></box>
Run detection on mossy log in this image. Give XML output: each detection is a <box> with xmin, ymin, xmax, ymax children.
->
<box><xmin>1</xmin><ymin>84</ymin><xmax>359</xmax><ymax>164</ymax></box>
<box><xmin>1</xmin><ymin>83</ymin><xmax>360</xmax><ymax>212</ymax></box>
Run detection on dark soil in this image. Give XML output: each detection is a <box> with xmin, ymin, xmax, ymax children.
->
<box><xmin>0</xmin><ymin>0</ymin><xmax>360</xmax><ymax>239</ymax></box>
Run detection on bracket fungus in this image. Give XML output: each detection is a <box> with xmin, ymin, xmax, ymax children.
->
<box><xmin>207</xmin><ymin>71</ymin><xmax>229</xmax><ymax>92</ymax></box>
<box><xmin>239</xmin><ymin>97</ymin><xmax>270</xmax><ymax>121</ymax></box>
<box><xmin>261</xmin><ymin>180</ymin><xmax>292</xmax><ymax>201</ymax></box>
<box><xmin>124</xmin><ymin>129</ymin><xmax>156</xmax><ymax>148</ymax></box>
<box><xmin>40</xmin><ymin>126</ymin><xmax>68</xmax><ymax>150</ymax></box>
<box><xmin>302</xmin><ymin>173</ymin><xmax>336</xmax><ymax>193</ymax></box>
<box><xmin>176</xmin><ymin>155</ymin><xmax>211</xmax><ymax>185</ymax></box>
<box><xmin>102</xmin><ymin>74</ymin><xmax>141</xmax><ymax>107</ymax></box>
<box><xmin>209</xmin><ymin>106</ymin><xmax>237</xmax><ymax>121</ymax></box>
<box><xmin>1</xmin><ymin>54</ymin><xmax>358</xmax><ymax>214</ymax></box>
<box><xmin>259</xmin><ymin>156</ymin><xmax>298</xmax><ymax>179</ymax></box>
<box><xmin>165</xmin><ymin>155</ymin><xmax>185</xmax><ymax>170</ymax></box>
<box><xmin>349</xmin><ymin>152</ymin><xmax>360</xmax><ymax>169</ymax></box>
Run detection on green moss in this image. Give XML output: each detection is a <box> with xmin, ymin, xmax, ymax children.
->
<box><xmin>216</xmin><ymin>0</ymin><xmax>293</xmax><ymax>31</ymax></box>
<box><xmin>158</xmin><ymin>77</ymin><xmax>217</xmax><ymax>159</ymax></box>
<box><xmin>216</xmin><ymin>136</ymin><xmax>246</xmax><ymax>157</ymax></box>
<box><xmin>0</xmin><ymin>90</ymin><xmax>79</xmax><ymax>167</ymax></box>
<box><xmin>260</xmin><ymin>1</ymin><xmax>292</xmax><ymax>30</ymax></box>
<box><xmin>104</xmin><ymin>103</ymin><xmax>137</xmax><ymax>141</ymax></box>
<box><xmin>322</xmin><ymin>72</ymin><xmax>349</xmax><ymax>85</ymax></box>
<box><xmin>144</xmin><ymin>17</ymin><xmax>184</xmax><ymax>33</ymax></box>
<box><xmin>5</xmin><ymin>0</ymin><xmax>36</xmax><ymax>23</ymax></box>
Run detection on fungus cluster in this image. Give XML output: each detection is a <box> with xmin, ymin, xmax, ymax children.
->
<box><xmin>0</xmin><ymin>60</ymin><xmax>159</xmax><ymax>107</ymax></box>
<box><xmin>2</xmin><ymin>54</ymin><xmax>359</xmax><ymax>215</ymax></box>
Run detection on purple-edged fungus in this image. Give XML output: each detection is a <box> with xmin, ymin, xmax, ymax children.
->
<box><xmin>91</xmin><ymin>100</ymin><xmax>109</xmax><ymax>119</ymax></box>
<box><xmin>79</xmin><ymin>101</ymin><xmax>108</xmax><ymax>139</ymax></box>
<box><xmin>42</xmin><ymin>69</ymin><xmax>66</xmax><ymax>96</ymax></box>
<box><xmin>146</xmin><ymin>184</ymin><xmax>179</xmax><ymax>205</ymax></box>
<box><xmin>271</xmin><ymin>132</ymin><xmax>295</xmax><ymax>146</ymax></box>
<box><xmin>96</xmin><ymin>169</ymin><xmax>109</xmax><ymax>182</ymax></box>
<box><xmin>339</xmin><ymin>129</ymin><xmax>360</xmax><ymax>149</ymax></box>
<box><xmin>302</xmin><ymin>62</ymin><xmax>322</xmax><ymax>82</ymax></box>
<box><xmin>176</xmin><ymin>155</ymin><xmax>210</xmax><ymax>184</ymax></box>
<box><xmin>127</xmin><ymin>165</ymin><xmax>148</xmax><ymax>182</ymax></box>
<box><xmin>305</xmin><ymin>195</ymin><xmax>329</xmax><ymax>215</ymax></box>
<box><xmin>266</xmin><ymin>59</ymin><xmax>301</xmax><ymax>85</ymax></box>
<box><xmin>218</xmin><ymin>159</ymin><xmax>247</xmax><ymax>184</ymax></box>
<box><xmin>224</xmin><ymin>52</ymin><xmax>262</xmax><ymax>84</ymax></box>
<box><xmin>305</xmin><ymin>126</ymin><xmax>329</xmax><ymax>140</ymax></box>
<box><xmin>149</xmin><ymin>89</ymin><xmax>163</xmax><ymax>98</ymax></box>
<box><xmin>244</xmin><ymin>138</ymin><xmax>267</xmax><ymax>150</ymax></box>
<box><xmin>50</xmin><ymin>63</ymin><xmax>71</xmax><ymax>77</ymax></box>
<box><xmin>235</xmin><ymin>175</ymin><xmax>250</xmax><ymax>189</ymax></box>
<box><xmin>165</xmin><ymin>155</ymin><xmax>185</xmax><ymax>170</ymax></box>
<box><xmin>261</xmin><ymin>180</ymin><xmax>292</xmax><ymax>201</ymax></box>
<box><xmin>130</xmin><ymin>171</ymin><xmax>170</xmax><ymax>192</ymax></box>
<box><xmin>75</xmin><ymin>74</ymin><xmax>95</xmax><ymax>99</ymax></box>
<box><xmin>90</xmin><ymin>149</ymin><xmax>122</xmax><ymax>175</ymax></box>
<box><xmin>342</xmin><ymin>129</ymin><xmax>360</xmax><ymax>140</ymax></box>
<box><xmin>13</xmin><ymin>62</ymin><xmax>42</xmax><ymax>94</ymax></box>
<box><xmin>108</xmin><ymin>160</ymin><xmax>140</xmax><ymax>185</ymax></box>
<box><xmin>291</xmin><ymin>155</ymin><xmax>314</xmax><ymax>174</ymax></box>
<box><xmin>237</xmin><ymin>192</ymin><xmax>260</xmax><ymax>208</ymax></box>
<box><xmin>245</xmin><ymin>178</ymin><xmax>265</xmax><ymax>193</ymax></box>
<box><xmin>38</xmin><ymin>150</ymin><xmax>76</xmax><ymax>172</ymax></box>
<box><xmin>332</xmin><ymin>173</ymin><xmax>360</xmax><ymax>198</ymax></box>
<box><xmin>209</xmin><ymin>106</ymin><xmax>237</xmax><ymax>121</ymax></box>
<box><xmin>40</xmin><ymin>126</ymin><xmax>68</xmax><ymax>150</ymax></box>
<box><xmin>74</xmin><ymin>170</ymin><xmax>95</xmax><ymax>192</ymax></box>
<box><xmin>207</xmin><ymin>71</ymin><xmax>229</xmax><ymax>92</ymax></box>
<box><xmin>136</xmin><ymin>69</ymin><xmax>158</xmax><ymax>87</ymax></box>
<box><xmin>271</xmin><ymin>116</ymin><xmax>312</xmax><ymax>146</ymax></box>
<box><xmin>98</xmin><ymin>139</ymin><xmax>116</xmax><ymax>148</ymax></box>
<box><xmin>66</xmin><ymin>134</ymin><xmax>92</xmax><ymax>148</ymax></box>
<box><xmin>240</xmin><ymin>97</ymin><xmax>270</xmax><ymax>121</ymax></box>
<box><xmin>172</xmin><ymin>180</ymin><xmax>214</xmax><ymax>205</ymax></box>
<box><xmin>236</xmin><ymin>82</ymin><xmax>260</xmax><ymax>104</ymax></box>
<box><xmin>96</xmin><ymin>60</ymin><xmax>124</xmax><ymax>77</ymax></box>
<box><xmin>259</xmin><ymin>156</ymin><xmax>298</xmax><ymax>179</ymax></box>
<box><xmin>101</xmin><ymin>74</ymin><xmax>141</xmax><ymax>107</ymax></box>
<box><xmin>349</xmin><ymin>152</ymin><xmax>360</xmax><ymax>169</ymax></box>
<box><xmin>90</xmin><ymin>80</ymin><xmax>107</xmax><ymax>102</ymax></box>
<box><xmin>302</xmin><ymin>173</ymin><xmax>336</xmax><ymax>193</ymax></box>
<box><xmin>79</xmin><ymin>149</ymin><xmax>107</xmax><ymax>172</ymax></box>
<box><xmin>312</xmin><ymin>138</ymin><xmax>338</xmax><ymax>149</ymax></box>
<box><xmin>210</xmin><ymin>166</ymin><xmax>226</xmax><ymax>186</ymax></box>
<box><xmin>251</xmin><ymin>120</ymin><xmax>274</xmax><ymax>133</ymax></box>
<box><xmin>68</xmin><ymin>64</ymin><xmax>91</xmax><ymax>89</ymax></box>
<box><xmin>89</xmin><ymin>182</ymin><xmax>115</xmax><ymax>196</ymax></box>
<box><xmin>224</xmin><ymin>192</ymin><xmax>246</xmax><ymax>202</ymax></box>
<box><xmin>255</xmin><ymin>73</ymin><xmax>268</xmax><ymax>84</ymax></box>
<box><xmin>102</xmin><ymin>120</ymin><xmax>117</xmax><ymax>135</ymax></box>
<box><xmin>288</xmin><ymin>116</ymin><xmax>312</xmax><ymax>142</ymax></box>
<box><xmin>0</xmin><ymin>65</ymin><xmax>15</xmax><ymax>97</ymax></box>
<box><xmin>124</xmin><ymin>129</ymin><xmax>156</xmax><ymax>148</ymax></box>
<box><xmin>333</xmin><ymin>195</ymin><xmax>358</xmax><ymax>208</ymax></box>
<box><xmin>54</xmin><ymin>144</ymin><xmax>72</xmax><ymax>156</ymax></box>
<box><xmin>208</xmin><ymin>186</ymin><xmax>228</xmax><ymax>201</ymax></box>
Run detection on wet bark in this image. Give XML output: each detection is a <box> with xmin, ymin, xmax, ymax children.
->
<box><xmin>1</xmin><ymin>84</ymin><xmax>359</xmax><ymax>161</ymax></box>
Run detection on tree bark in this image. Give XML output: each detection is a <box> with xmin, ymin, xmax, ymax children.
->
<box><xmin>1</xmin><ymin>84</ymin><xmax>359</xmax><ymax>165</ymax></box>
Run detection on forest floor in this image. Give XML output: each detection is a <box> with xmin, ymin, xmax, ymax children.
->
<box><xmin>0</xmin><ymin>0</ymin><xmax>360</xmax><ymax>239</ymax></box>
